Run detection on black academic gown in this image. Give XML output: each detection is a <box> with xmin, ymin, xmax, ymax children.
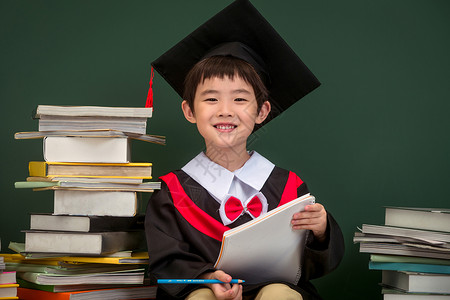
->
<box><xmin>145</xmin><ymin>167</ymin><xmax>345</xmax><ymax>300</ymax></box>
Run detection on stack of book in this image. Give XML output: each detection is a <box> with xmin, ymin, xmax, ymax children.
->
<box><xmin>0</xmin><ymin>241</ymin><xmax>18</xmax><ymax>300</ymax></box>
<box><xmin>1</xmin><ymin>252</ymin><xmax>156</xmax><ymax>299</ymax></box>
<box><xmin>354</xmin><ymin>206</ymin><xmax>450</xmax><ymax>300</ymax></box>
<box><xmin>10</xmin><ymin>105</ymin><xmax>163</xmax><ymax>299</ymax></box>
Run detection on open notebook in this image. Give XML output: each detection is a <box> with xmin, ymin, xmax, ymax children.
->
<box><xmin>214</xmin><ymin>194</ymin><xmax>315</xmax><ymax>284</ymax></box>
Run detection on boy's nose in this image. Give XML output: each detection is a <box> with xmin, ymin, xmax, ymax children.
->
<box><xmin>217</xmin><ymin>101</ymin><xmax>234</xmax><ymax>117</ymax></box>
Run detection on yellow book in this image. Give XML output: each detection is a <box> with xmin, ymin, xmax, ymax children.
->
<box><xmin>1</xmin><ymin>252</ymin><xmax>148</xmax><ymax>265</ymax></box>
<box><xmin>28</xmin><ymin>161</ymin><xmax>152</xmax><ymax>179</ymax></box>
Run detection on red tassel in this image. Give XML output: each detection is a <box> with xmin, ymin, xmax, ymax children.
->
<box><xmin>145</xmin><ymin>67</ymin><xmax>154</xmax><ymax>108</ymax></box>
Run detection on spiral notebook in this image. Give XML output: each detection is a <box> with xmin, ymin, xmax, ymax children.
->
<box><xmin>214</xmin><ymin>194</ymin><xmax>315</xmax><ymax>284</ymax></box>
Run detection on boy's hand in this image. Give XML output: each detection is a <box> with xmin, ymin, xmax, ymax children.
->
<box><xmin>291</xmin><ymin>203</ymin><xmax>327</xmax><ymax>243</ymax></box>
<box><xmin>200</xmin><ymin>270</ymin><xmax>242</xmax><ymax>300</ymax></box>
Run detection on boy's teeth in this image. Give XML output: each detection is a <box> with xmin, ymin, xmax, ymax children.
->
<box><xmin>216</xmin><ymin>125</ymin><xmax>234</xmax><ymax>129</ymax></box>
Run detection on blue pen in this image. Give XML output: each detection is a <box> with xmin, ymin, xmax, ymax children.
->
<box><xmin>158</xmin><ymin>279</ymin><xmax>245</xmax><ymax>284</ymax></box>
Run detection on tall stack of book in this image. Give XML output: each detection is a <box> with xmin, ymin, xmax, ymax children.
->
<box><xmin>354</xmin><ymin>207</ymin><xmax>450</xmax><ymax>300</ymax></box>
<box><xmin>11</xmin><ymin>105</ymin><xmax>164</xmax><ymax>299</ymax></box>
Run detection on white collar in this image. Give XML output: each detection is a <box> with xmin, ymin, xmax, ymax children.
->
<box><xmin>181</xmin><ymin>151</ymin><xmax>275</xmax><ymax>202</ymax></box>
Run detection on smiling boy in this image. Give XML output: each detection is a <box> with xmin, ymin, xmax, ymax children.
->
<box><xmin>145</xmin><ymin>1</ymin><xmax>344</xmax><ymax>299</ymax></box>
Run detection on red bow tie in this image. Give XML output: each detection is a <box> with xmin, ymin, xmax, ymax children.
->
<box><xmin>224</xmin><ymin>195</ymin><xmax>263</xmax><ymax>223</ymax></box>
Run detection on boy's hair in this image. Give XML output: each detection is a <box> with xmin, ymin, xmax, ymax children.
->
<box><xmin>183</xmin><ymin>56</ymin><xmax>269</xmax><ymax>112</ymax></box>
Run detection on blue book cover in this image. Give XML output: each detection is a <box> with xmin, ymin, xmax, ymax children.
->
<box><xmin>369</xmin><ymin>261</ymin><xmax>450</xmax><ymax>274</ymax></box>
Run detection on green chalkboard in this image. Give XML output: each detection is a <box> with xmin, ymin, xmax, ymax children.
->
<box><xmin>1</xmin><ymin>1</ymin><xmax>449</xmax><ymax>299</ymax></box>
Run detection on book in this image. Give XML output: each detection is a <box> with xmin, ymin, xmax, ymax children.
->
<box><xmin>214</xmin><ymin>194</ymin><xmax>315</xmax><ymax>285</ymax></box>
<box><xmin>360</xmin><ymin>224</ymin><xmax>450</xmax><ymax>243</ymax></box>
<box><xmin>369</xmin><ymin>261</ymin><xmax>450</xmax><ymax>274</ymax></box>
<box><xmin>15</xmin><ymin>180</ymin><xmax>160</xmax><ymax>192</ymax></box>
<box><xmin>385</xmin><ymin>207</ymin><xmax>450</xmax><ymax>233</ymax></box>
<box><xmin>29</xmin><ymin>214</ymin><xmax>145</xmax><ymax>232</ymax></box>
<box><xmin>382</xmin><ymin>270</ymin><xmax>450</xmax><ymax>293</ymax></box>
<box><xmin>0</xmin><ymin>272</ymin><xmax>16</xmax><ymax>284</ymax></box>
<box><xmin>17</xmin><ymin>278</ymin><xmax>144</xmax><ymax>293</ymax></box>
<box><xmin>0</xmin><ymin>284</ymin><xmax>19</xmax><ymax>299</ymax></box>
<box><xmin>370</xmin><ymin>254</ymin><xmax>450</xmax><ymax>265</ymax></box>
<box><xmin>359</xmin><ymin>242</ymin><xmax>450</xmax><ymax>260</ymax></box>
<box><xmin>38</xmin><ymin>115</ymin><xmax>149</xmax><ymax>135</ymax></box>
<box><xmin>14</xmin><ymin>129</ymin><xmax>166</xmax><ymax>145</ymax></box>
<box><xmin>53</xmin><ymin>190</ymin><xmax>138</xmax><ymax>216</ymax></box>
<box><xmin>2</xmin><ymin>251</ymin><xmax>149</xmax><ymax>265</ymax></box>
<box><xmin>17</xmin><ymin>285</ymin><xmax>157</xmax><ymax>300</ymax></box>
<box><xmin>24</xmin><ymin>231</ymin><xmax>144</xmax><ymax>255</ymax></box>
<box><xmin>17</xmin><ymin>269</ymin><xmax>145</xmax><ymax>285</ymax></box>
<box><xmin>33</xmin><ymin>105</ymin><xmax>153</xmax><ymax>118</ymax></box>
<box><xmin>43</xmin><ymin>136</ymin><xmax>131</xmax><ymax>163</ymax></box>
<box><xmin>382</xmin><ymin>288</ymin><xmax>450</xmax><ymax>299</ymax></box>
<box><xmin>28</xmin><ymin>161</ymin><xmax>152</xmax><ymax>179</ymax></box>
<box><xmin>26</xmin><ymin>176</ymin><xmax>144</xmax><ymax>184</ymax></box>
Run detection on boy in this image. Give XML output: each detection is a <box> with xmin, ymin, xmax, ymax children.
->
<box><xmin>146</xmin><ymin>1</ymin><xmax>345</xmax><ymax>299</ymax></box>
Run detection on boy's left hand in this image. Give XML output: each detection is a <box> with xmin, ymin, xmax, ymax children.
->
<box><xmin>291</xmin><ymin>203</ymin><xmax>327</xmax><ymax>243</ymax></box>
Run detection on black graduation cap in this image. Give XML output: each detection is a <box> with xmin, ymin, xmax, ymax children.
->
<box><xmin>151</xmin><ymin>0</ymin><xmax>320</xmax><ymax>128</ymax></box>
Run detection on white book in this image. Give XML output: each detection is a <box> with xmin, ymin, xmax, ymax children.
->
<box><xmin>54</xmin><ymin>190</ymin><xmax>137</xmax><ymax>216</ymax></box>
<box><xmin>18</xmin><ymin>269</ymin><xmax>145</xmax><ymax>285</ymax></box>
<box><xmin>34</xmin><ymin>105</ymin><xmax>153</xmax><ymax>118</ymax></box>
<box><xmin>43</xmin><ymin>136</ymin><xmax>131</xmax><ymax>163</ymax></box>
<box><xmin>14</xmin><ymin>129</ymin><xmax>166</xmax><ymax>145</ymax></box>
<box><xmin>214</xmin><ymin>194</ymin><xmax>315</xmax><ymax>285</ymax></box>
<box><xmin>24</xmin><ymin>231</ymin><xmax>144</xmax><ymax>255</ymax></box>
<box><xmin>38</xmin><ymin>115</ymin><xmax>148</xmax><ymax>135</ymax></box>
<box><xmin>383</xmin><ymin>290</ymin><xmax>450</xmax><ymax>300</ymax></box>
<box><xmin>0</xmin><ymin>271</ymin><xmax>16</xmax><ymax>284</ymax></box>
<box><xmin>382</xmin><ymin>270</ymin><xmax>450</xmax><ymax>294</ymax></box>
<box><xmin>385</xmin><ymin>207</ymin><xmax>450</xmax><ymax>233</ymax></box>
<box><xmin>361</xmin><ymin>224</ymin><xmax>450</xmax><ymax>243</ymax></box>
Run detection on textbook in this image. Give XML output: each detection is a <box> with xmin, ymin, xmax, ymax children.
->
<box><xmin>0</xmin><ymin>284</ymin><xmax>19</xmax><ymax>299</ymax></box>
<box><xmin>214</xmin><ymin>194</ymin><xmax>315</xmax><ymax>285</ymax></box>
<box><xmin>28</xmin><ymin>161</ymin><xmax>152</xmax><ymax>179</ymax></box>
<box><xmin>43</xmin><ymin>136</ymin><xmax>131</xmax><ymax>163</ymax></box>
<box><xmin>382</xmin><ymin>270</ymin><xmax>450</xmax><ymax>294</ymax></box>
<box><xmin>33</xmin><ymin>105</ymin><xmax>153</xmax><ymax>118</ymax></box>
<box><xmin>16</xmin><ymin>278</ymin><xmax>144</xmax><ymax>293</ymax></box>
<box><xmin>14</xmin><ymin>129</ymin><xmax>166</xmax><ymax>145</ymax></box>
<box><xmin>360</xmin><ymin>224</ymin><xmax>450</xmax><ymax>243</ymax></box>
<box><xmin>0</xmin><ymin>271</ymin><xmax>16</xmax><ymax>284</ymax></box>
<box><xmin>17</xmin><ymin>269</ymin><xmax>145</xmax><ymax>285</ymax></box>
<box><xmin>38</xmin><ymin>115</ymin><xmax>149</xmax><ymax>135</ymax></box>
<box><xmin>24</xmin><ymin>231</ymin><xmax>144</xmax><ymax>255</ymax></box>
<box><xmin>385</xmin><ymin>207</ymin><xmax>450</xmax><ymax>233</ymax></box>
<box><xmin>2</xmin><ymin>251</ymin><xmax>149</xmax><ymax>265</ymax></box>
<box><xmin>17</xmin><ymin>285</ymin><xmax>157</xmax><ymax>300</ymax></box>
<box><xmin>29</xmin><ymin>214</ymin><xmax>145</xmax><ymax>232</ymax></box>
<box><xmin>15</xmin><ymin>180</ymin><xmax>160</xmax><ymax>192</ymax></box>
<box><xmin>382</xmin><ymin>288</ymin><xmax>450</xmax><ymax>300</ymax></box>
<box><xmin>369</xmin><ymin>261</ymin><xmax>450</xmax><ymax>275</ymax></box>
<box><xmin>53</xmin><ymin>190</ymin><xmax>138</xmax><ymax>217</ymax></box>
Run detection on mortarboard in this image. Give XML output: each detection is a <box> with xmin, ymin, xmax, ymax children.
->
<box><xmin>151</xmin><ymin>0</ymin><xmax>320</xmax><ymax>128</ymax></box>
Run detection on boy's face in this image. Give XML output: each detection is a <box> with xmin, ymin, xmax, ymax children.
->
<box><xmin>182</xmin><ymin>75</ymin><xmax>270</xmax><ymax>154</ymax></box>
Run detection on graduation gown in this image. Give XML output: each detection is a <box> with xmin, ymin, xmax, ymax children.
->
<box><xmin>145</xmin><ymin>167</ymin><xmax>345</xmax><ymax>300</ymax></box>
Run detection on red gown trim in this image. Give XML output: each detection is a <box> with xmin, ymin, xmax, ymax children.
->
<box><xmin>160</xmin><ymin>172</ymin><xmax>229</xmax><ymax>241</ymax></box>
<box><xmin>279</xmin><ymin>171</ymin><xmax>304</xmax><ymax>207</ymax></box>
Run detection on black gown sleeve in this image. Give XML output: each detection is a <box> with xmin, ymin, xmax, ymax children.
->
<box><xmin>301</xmin><ymin>213</ymin><xmax>345</xmax><ymax>281</ymax></box>
<box><xmin>144</xmin><ymin>182</ymin><xmax>216</xmax><ymax>298</ymax></box>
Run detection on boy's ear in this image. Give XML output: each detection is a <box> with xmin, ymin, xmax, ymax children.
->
<box><xmin>181</xmin><ymin>100</ymin><xmax>196</xmax><ymax>123</ymax></box>
<box><xmin>255</xmin><ymin>101</ymin><xmax>271</xmax><ymax>124</ymax></box>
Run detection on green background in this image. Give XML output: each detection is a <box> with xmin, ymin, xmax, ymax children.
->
<box><xmin>1</xmin><ymin>1</ymin><xmax>449</xmax><ymax>299</ymax></box>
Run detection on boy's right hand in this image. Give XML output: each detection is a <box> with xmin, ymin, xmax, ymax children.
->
<box><xmin>200</xmin><ymin>270</ymin><xmax>242</xmax><ymax>300</ymax></box>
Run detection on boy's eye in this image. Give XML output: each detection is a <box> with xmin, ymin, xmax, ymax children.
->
<box><xmin>234</xmin><ymin>98</ymin><xmax>247</xmax><ymax>102</ymax></box>
<box><xmin>205</xmin><ymin>98</ymin><xmax>218</xmax><ymax>102</ymax></box>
